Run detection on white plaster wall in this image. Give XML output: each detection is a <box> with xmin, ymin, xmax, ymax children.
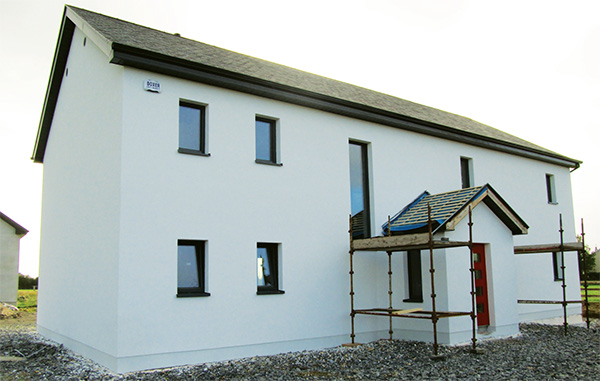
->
<box><xmin>37</xmin><ymin>27</ymin><xmax>123</xmax><ymax>363</ymax></box>
<box><xmin>109</xmin><ymin>66</ymin><xmax>578</xmax><ymax>370</ymax></box>
<box><xmin>0</xmin><ymin>220</ymin><xmax>20</xmax><ymax>305</ymax></box>
<box><xmin>446</xmin><ymin>204</ymin><xmax>520</xmax><ymax>339</ymax></box>
<box><xmin>39</xmin><ymin>27</ymin><xmax>580</xmax><ymax>372</ymax></box>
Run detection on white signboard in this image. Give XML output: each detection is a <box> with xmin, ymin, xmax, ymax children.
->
<box><xmin>143</xmin><ymin>79</ymin><xmax>161</xmax><ymax>93</ymax></box>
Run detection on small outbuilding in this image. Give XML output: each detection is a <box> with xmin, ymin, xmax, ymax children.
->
<box><xmin>0</xmin><ymin>211</ymin><xmax>28</xmax><ymax>306</ymax></box>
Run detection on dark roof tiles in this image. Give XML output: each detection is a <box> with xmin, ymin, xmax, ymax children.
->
<box><xmin>67</xmin><ymin>6</ymin><xmax>570</xmax><ymax>160</ymax></box>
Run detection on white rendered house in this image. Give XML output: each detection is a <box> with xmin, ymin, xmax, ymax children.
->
<box><xmin>33</xmin><ymin>6</ymin><xmax>583</xmax><ymax>373</ymax></box>
<box><xmin>0</xmin><ymin>211</ymin><xmax>28</xmax><ymax>306</ymax></box>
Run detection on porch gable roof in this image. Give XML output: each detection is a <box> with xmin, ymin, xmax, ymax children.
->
<box><xmin>382</xmin><ymin>184</ymin><xmax>528</xmax><ymax>236</ymax></box>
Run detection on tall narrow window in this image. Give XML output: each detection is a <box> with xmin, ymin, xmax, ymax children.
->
<box><xmin>257</xmin><ymin>243</ymin><xmax>284</xmax><ymax>294</ymax></box>
<box><xmin>552</xmin><ymin>251</ymin><xmax>564</xmax><ymax>281</ymax></box>
<box><xmin>460</xmin><ymin>157</ymin><xmax>473</xmax><ymax>189</ymax></box>
<box><xmin>404</xmin><ymin>250</ymin><xmax>423</xmax><ymax>302</ymax></box>
<box><xmin>349</xmin><ymin>142</ymin><xmax>371</xmax><ymax>239</ymax></box>
<box><xmin>255</xmin><ymin>117</ymin><xmax>279</xmax><ymax>164</ymax></box>
<box><xmin>546</xmin><ymin>174</ymin><xmax>557</xmax><ymax>203</ymax></box>
<box><xmin>179</xmin><ymin>101</ymin><xmax>207</xmax><ymax>155</ymax></box>
<box><xmin>177</xmin><ymin>240</ymin><xmax>209</xmax><ymax>297</ymax></box>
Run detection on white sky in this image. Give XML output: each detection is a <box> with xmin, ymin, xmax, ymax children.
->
<box><xmin>1</xmin><ymin>0</ymin><xmax>598</xmax><ymax>277</ymax></box>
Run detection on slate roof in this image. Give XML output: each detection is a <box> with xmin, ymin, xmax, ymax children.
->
<box><xmin>0</xmin><ymin>211</ymin><xmax>28</xmax><ymax>236</ymax></box>
<box><xmin>382</xmin><ymin>184</ymin><xmax>528</xmax><ymax>236</ymax></box>
<box><xmin>32</xmin><ymin>6</ymin><xmax>581</xmax><ymax>167</ymax></box>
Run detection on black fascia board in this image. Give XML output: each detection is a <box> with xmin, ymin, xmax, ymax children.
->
<box><xmin>111</xmin><ymin>44</ymin><xmax>580</xmax><ymax>169</ymax></box>
<box><xmin>0</xmin><ymin>211</ymin><xmax>29</xmax><ymax>236</ymax></box>
<box><xmin>32</xmin><ymin>10</ymin><xmax>76</xmax><ymax>163</ymax></box>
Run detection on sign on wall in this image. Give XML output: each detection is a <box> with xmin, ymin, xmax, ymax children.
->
<box><xmin>143</xmin><ymin>79</ymin><xmax>161</xmax><ymax>93</ymax></box>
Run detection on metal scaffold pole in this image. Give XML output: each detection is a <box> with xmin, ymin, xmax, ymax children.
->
<box><xmin>580</xmin><ymin>219</ymin><xmax>590</xmax><ymax>329</ymax></box>
<box><xmin>468</xmin><ymin>207</ymin><xmax>478</xmax><ymax>352</ymax></box>
<box><xmin>349</xmin><ymin>214</ymin><xmax>356</xmax><ymax>344</ymax></box>
<box><xmin>559</xmin><ymin>214</ymin><xmax>568</xmax><ymax>335</ymax></box>
<box><xmin>387</xmin><ymin>216</ymin><xmax>393</xmax><ymax>340</ymax></box>
<box><xmin>427</xmin><ymin>204</ymin><xmax>440</xmax><ymax>357</ymax></box>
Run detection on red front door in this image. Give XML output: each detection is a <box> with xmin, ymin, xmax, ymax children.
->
<box><xmin>473</xmin><ymin>244</ymin><xmax>490</xmax><ymax>326</ymax></box>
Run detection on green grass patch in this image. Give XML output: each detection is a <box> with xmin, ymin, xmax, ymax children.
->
<box><xmin>17</xmin><ymin>289</ymin><xmax>37</xmax><ymax>311</ymax></box>
<box><xmin>580</xmin><ymin>284</ymin><xmax>600</xmax><ymax>302</ymax></box>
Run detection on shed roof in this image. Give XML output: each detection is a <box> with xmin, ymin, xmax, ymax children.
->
<box><xmin>382</xmin><ymin>184</ymin><xmax>528</xmax><ymax>236</ymax></box>
<box><xmin>33</xmin><ymin>6</ymin><xmax>581</xmax><ymax>168</ymax></box>
<box><xmin>0</xmin><ymin>211</ymin><xmax>28</xmax><ymax>236</ymax></box>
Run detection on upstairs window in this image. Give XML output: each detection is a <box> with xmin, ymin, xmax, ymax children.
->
<box><xmin>257</xmin><ymin>243</ymin><xmax>284</xmax><ymax>294</ymax></box>
<box><xmin>460</xmin><ymin>157</ymin><xmax>473</xmax><ymax>189</ymax></box>
<box><xmin>255</xmin><ymin>117</ymin><xmax>280</xmax><ymax>165</ymax></box>
<box><xmin>404</xmin><ymin>250</ymin><xmax>423</xmax><ymax>302</ymax></box>
<box><xmin>349</xmin><ymin>141</ymin><xmax>371</xmax><ymax>239</ymax></box>
<box><xmin>179</xmin><ymin>101</ymin><xmax>208</xmax><ymax>156</ymax></box>
<box><xmin>177</xmin><ymin>240</ymin><xmax>210</xmax><ymax>297</ymax></box>
<box><xmin>546</xmin><ymin>174</ymin><xmax>557</xmax><ymax>204</ymax></box>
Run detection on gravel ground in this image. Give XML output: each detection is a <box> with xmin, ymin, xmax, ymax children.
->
<box><xmin>1</xmin><ymin>323</ymin><xmax>598</xmax><ymax>380</ymax></box>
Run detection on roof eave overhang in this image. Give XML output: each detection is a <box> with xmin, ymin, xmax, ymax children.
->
<box><xmin>32</xmin><ymin>11</ymin><xmax>582</xmax><ymax>168</ymax></box>
<box><xmin>445</xmin><ymin>185</ymin><xmax>529</xmax><ymax>235</ymax></box>
<box><xmin>0</xmin><ymin>212</ymin><xmax>29</xmax><ymax>236</ymax></box>
<box><xmin>32</xmin><ymin>6</ymin><xmax>113</xmax><ymax>163</ymax></box>
<box><xmin>110</xmin><ymin>45</ymin><xmax>580</xmax><ymax>169</ymax></box>
<box><xmin>32</xmin><ymin>8</ymin><xmax>75</xmax><ymax>163</ymax></box>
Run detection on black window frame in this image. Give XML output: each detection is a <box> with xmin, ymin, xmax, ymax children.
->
<box><xmin>177</xmin><ymin>240</ymin><xmax>210</xmax><ymax>297</ymax></box>
<box><xmin>257</xmin><ymin>242</ymin><xmax>284</xmax><ymax>295</ymax></box>
<box><xmin>255</xmin><ymin>117</ymin><xmax>281</xmax><ymax>166</ymax></box>
<box><xmin>546</xmin><ymin>173</ymin><xmax>557</xmax><ymax>204</ymax></box>
<box><xmin>349</xmin><ymin>141</ymin><xmax>371</xmax><ymax>239</ymax></box>
<box><xmin>404</xmin><ymin>250</ymin><xmax>423</xmax><ymax>302</ymax></box>
<box><xmin>460</xmin><ymin>156</ymin><xmax>472</xmax><ymax>189</ymax></box>
<box><xmin>552</xmin><ymin>251</ymin><xmax>564</xmax><ymax>281</ymax></box>
<box><xmin>178</xmin><ymin>101</ymin><xmax>209</xmax><ymax>156</ymax></box>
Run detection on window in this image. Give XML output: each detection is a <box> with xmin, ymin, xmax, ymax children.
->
<box><xmin>404</xmin><ymin>250</ymin><xmax>423</xmax><ymax>302</ymax></box>
<box><xmin>177</xmin><ymin>240</ymin><xmax>209</xmax><ymax>297</ymax></box>
<box><xmin>546</xmin><ymin>174</ymin><xmax>557</xmax><ymax>204</ymax></box>
<box><xmin>257</xmin><ymin>243</ymin><xmax>284</xmax><ymax>294</ymax></box>
<box><xmin>552</xmin><ymin>251</ymin><xmax>564</xmax><ymax>281</ymax></box>
<box><xmin>178</xmin><ymin>101</ymin><xmax>208</xmax><ymax>156</ymax></box>
<box><xmin>255</xmin><ymin>117</ymin><xmax>280</xmax><ymax>165</ymax></box>
<box><xmin>349</xmin><ymin>141</ymin><xmax>371</xmax><ymax>239</ymax></box>
<box><xmin>460</xmin><ymin>157</ymin><xmax>473</xmax><ymax>189</ymax></box>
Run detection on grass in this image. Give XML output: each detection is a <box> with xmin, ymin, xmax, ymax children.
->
<box><xmin>16</xmin><ymin>290</ymin><xmax>37</xmax><ymax>311</ymax></box>
<box><xmin>581</xmin><ymin>283</ymin><xmax>600</xmax><ymax>303</ymax></box>
<box><xmin>0</xmin><ymin>290</ymin><xmax>37</xmax><ymax>331</ymax></box>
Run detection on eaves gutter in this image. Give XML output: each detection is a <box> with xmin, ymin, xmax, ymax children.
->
<box><xmin>110</xmin><ymin>44</ymin><xmax>580</xmax><ymax>169</ymax></box>
<box><xmin>32</xmin><ymin>20</ymin><xmax>582</xmax><ymax>169</ymax></box>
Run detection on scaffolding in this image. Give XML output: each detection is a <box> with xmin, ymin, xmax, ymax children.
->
<box><xmin>347</xmin><ymin>205</ymin><xmax>479</xmax><ymax>357</ymax></box>
<box><xmin>514</xmin><ymin>215</ymin><xmax>591</xmax><ymax>332</ymax></box>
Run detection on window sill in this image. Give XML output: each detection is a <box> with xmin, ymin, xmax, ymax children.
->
<box><xmin>255</xmin><ymin>159</ymin><xmax>283</xmax><ymax>167</ymax></box>
<box><xmin>257</xmin><ymin>289</ymin><xmax>285</xmax><ymax>295</ymax></box>
<box><xmin>178</xmin><ymin>148</ymin><xmax>210</xmax><ymax>157</ymax></box>
<box><xmin>403</xmin><ymin>298</ymin><xmax>423</xmax><ymax>303</ymax></box>
<box><xmin>177</xmin><ymin>292</ymin><xmax>211</xmax><ymax>298</ymax></box>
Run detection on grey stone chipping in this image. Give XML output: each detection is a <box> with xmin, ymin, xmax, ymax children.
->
<box><xmin>1</xmin><ymin>323</ymin><xmax>598</xmax><ymax>380</ymax></box>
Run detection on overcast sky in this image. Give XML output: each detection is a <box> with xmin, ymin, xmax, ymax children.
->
<box><xmin>1</xmin><ymin>0</ymin><xmax>598</xmax><ymax>277</ymax></box>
